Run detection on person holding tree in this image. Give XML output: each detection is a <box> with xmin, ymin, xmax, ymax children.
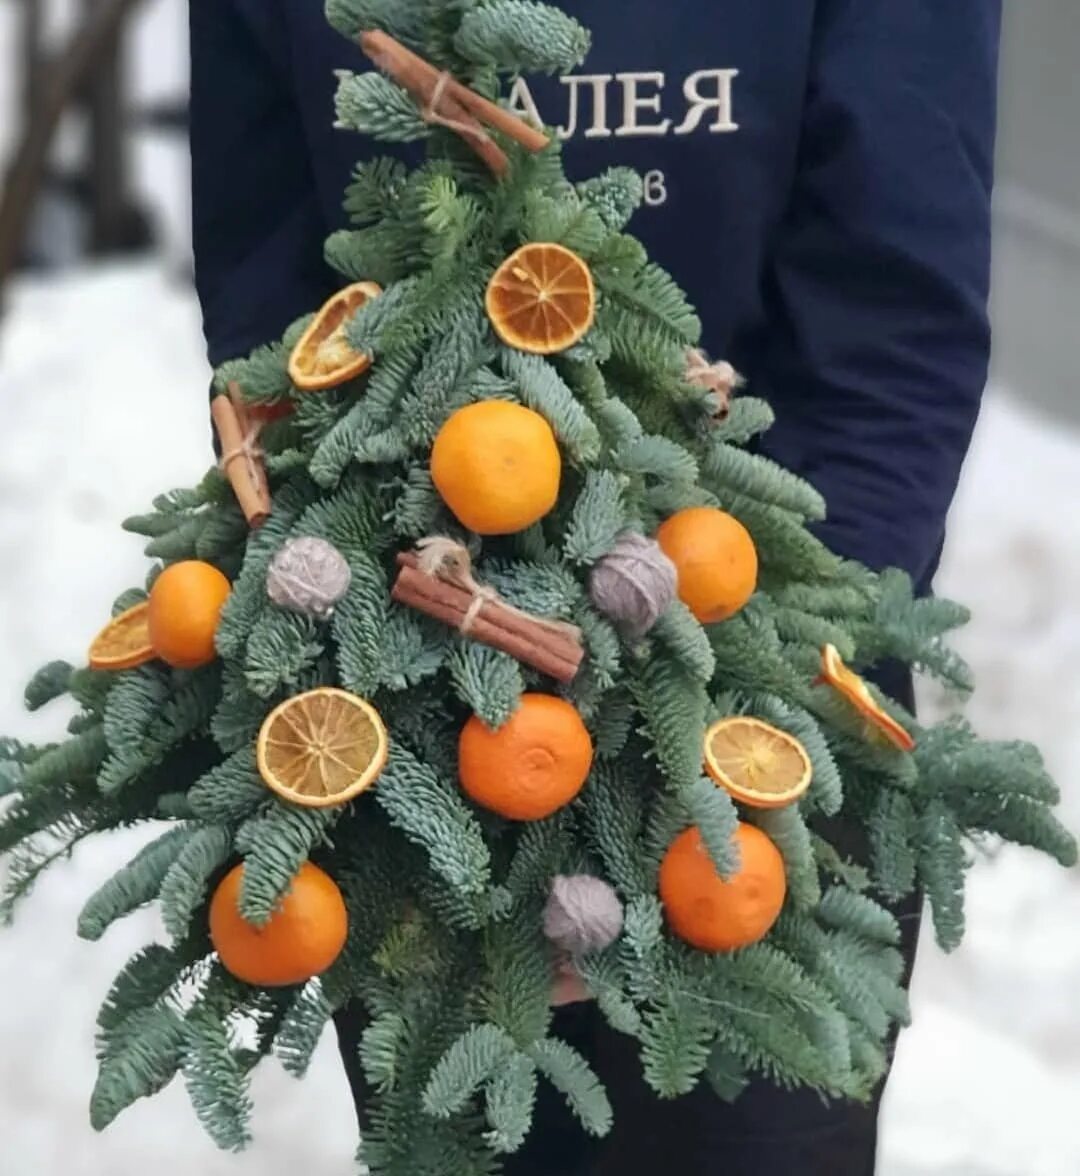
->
<box><xmin>186</xmin><ymin>2</ymin><xmax>1002</xmax><ymax>1173</ymax></box>
<box><xmin>10</xmin><ymin>3</ymin><xmax>1066</xmax><ymax>1176</ymax></box>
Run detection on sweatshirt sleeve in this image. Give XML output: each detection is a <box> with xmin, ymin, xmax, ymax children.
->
<box><xmin>188</xmin><ymin>0</ymin><xmax>343</xmax><ymax>367</ymax></box>
<box><xmin>753</xmin><ymin>0</ymin><xmax>1002</xmax><ymax>591</ymax></box>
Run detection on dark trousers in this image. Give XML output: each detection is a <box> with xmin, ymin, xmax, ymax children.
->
<box><xmin>336</xmin><ymin>666</ymin><xmax>919</xmax><ymax>1174</ymax></box>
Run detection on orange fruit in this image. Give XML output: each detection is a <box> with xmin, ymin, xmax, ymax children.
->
<box><xmin>210</xmin><ymin>861</ymin><xmax>348</xmax><ymax>987</ymax></box>
<box><xmin>660</xmin><ymin>823</ymin><xmax>786</xmax><ymax>953</ymax></box>
<box><xmin>656</xmin><ymin>506</ymin><xmax>758</xmax><ymax>623</ymax></box>
<box><xmin>485</xmin><ymin>243</ymin><xmax>596</xmax><ymax>355</ymax></box>
<box><xmin>288</xmin><ymin>281</ymin><xmax>381</xmax><ymax>391</ymax></box>
<box><xmin>147</xmin><ymin>560</ymin><xmax>231</xmax><ymax>669</ymax></box>
<box><xmin>458</xmin><ymin>693</ymin><xmax>593</xmax><ymax>821</ymax></box>
<box><xmin>704</xmin><ymin>717</ymin><xmax>812</xmax><ymax>810</ymax></box>
<box><xmin>430</xmin><ymin>401</ymin><xmax>561</xmax><ymax>534</ymax></box>
<box><xmin>257</xmin><ymin>688</ymin><xmax>388</xmax><ymax>809</ymax></box>
<box><xmin>88</xmin><ymin>601</ymin><xmax>156</xmax><ymax>671</ymax></box>
<box><xmin>818</xmin><ymin>644</ymin><xmax>915</xmax><ymax>752</ymax></box>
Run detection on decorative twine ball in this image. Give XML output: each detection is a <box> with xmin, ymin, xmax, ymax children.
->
<box><xmin>589</xmin><ymin>532</ymin><xmax>678</xmax><ymax>637</ymax></box>
<box><xmin>267</xmin><ymin>537</ymin><xmax>351</xmax><ymax>620</ymax></box>
<box><xmin>543</xmin><ymin>875</ymin><xmax>625</xmax><ymax>955</ymax></box>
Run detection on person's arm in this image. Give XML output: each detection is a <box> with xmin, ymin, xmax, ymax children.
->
<box><xmin>752</xmin><ymin>0</ymin><xmax>1002</xmax><ymax>592</ymax></box>
<box><xmin>188</xmin><ymin>0</ymin><xmax>343</xmax><ymax>367</ymax></box>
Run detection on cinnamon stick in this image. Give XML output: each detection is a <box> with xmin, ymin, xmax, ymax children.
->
<box><xmin>211</xmin><ymin>388</ymin><xmax>271</xmax><ymax>528</ymax></box>
<box><xmin>358</xmin><ymin>30</ymin><xmax>551</xmax><ymax>174</ymax></box>
<box><xmin>396</xmin><ymin>553</ymin><xmax>583</xmax><ymax>666</ymax></box>
<box><xmin>391</xmin><ymin>562</ymin><xmax>583</xmax><ymax>683</ymax></box>
<box><xmin>227</xmin><ymin>382</ymin><xmax>272</xmax><ymax>507</ymax></box>
<box><xmin>358</xmin><ymin>31</ymin><xmax>509</xmax><ymax>176</ymax></box>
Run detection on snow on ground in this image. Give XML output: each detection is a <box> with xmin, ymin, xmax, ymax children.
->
<box><xmin>0</xmin><ymin>262</ymin><xmax>1077</xmax><ymax>1175</ymax></box>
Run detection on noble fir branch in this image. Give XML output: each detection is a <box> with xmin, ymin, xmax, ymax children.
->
<box><xmin>244</xmin><ymin>610</ymin><xmax>324</xmax><ymax>698</ymax></box>
<box><xmin>449</xmin><ymin>643</ymin><xmax>525</xmax><ymax>730</ymax></box>
<box><xmin>271</xmin><ymin>982</ymin><xmax>333</xmax><ymax>1080</ymax></box>
<box><xmin>753</xmin><ymin>806</ymin><xmax>821</xmax><ymax>909</ymax></box>
<box><xmin>771</xmin><ymin>606</ymin><xmax>856</xmax><ymax>663</ymax></box>
<box><xmin>334</xmin><ymin>70</ymin><xmax>430</xmax><ymax>142</ymax></box>
<box><xmin>24</xmin><ymin>660</ymin><xmax>74</xmax><ymax>711</ymax></box>
<box><xmin>705</xmin><ymin>1043</ymin><xmax>751</xmax><ymax>1103</ymax></box>
<box><xmin>455</xmin><ymin>1</ymin><xmax>590</xmax><ymax>74</ymax></box>
<box><xmin>375</xmin><ymin>746</ymin><xmax>492</xmax><ymax>923</ymax></box>
<box><xmin>332</xmin><ymin>551</ymin><xmax>389</xmax><ymax>696</ymax></box>
<box><xmin>483</xmin><ymin>914</ymin><xmax>553</xmax><ymax>1045</ymax></box>
<box><xmin>235</xmin><ymin>805</ymin><xmax>341</xmax><ymax>925</ymax></box>
<box><xmin>680</xmin><ymin>777</ymin><xmax>740</xmax><ymax>878</ymax></box>
<box><xmin>615</xmin><ymin>433</ymin><xmax>699</xmax><ymax>490</ymax></box>
<box><xmin>325</xmin><ymin>0</ymin><xmax>425</xmax><ymax>45</ymax></box>
<box><xmin>744</xmin><ymin>695</ymin><xmax>844</xmax><ymax>816</ymax></box>
<box><xmin>483</xmin><ymin>1053</ymin><xmax>538</xmax><ymax>1154</ymax></box>
<box><xmin>576</xmin><ymin>168</ymin><xmax>644</xmax><ymax>233</ymax></box>
<box><xmin>359</xmin><ymin>1011</ymin><xmax>410</xmax><ymax>1092</ymax></box>
<box><xmin>575</xmin><ymin>950</ymin><xmax>642</xmax><ymax>1037</ymax></box>
<box><xmin>596</xmin><ymin>257</ymin><xmax>702</xmax><ymax>345</ymax></box>
<box><xmin>182</xmin><ymin>971</ymin><xmax>254</xmax><ymax>1152</ymax></box>
<box><xmin>78</xmin><ymin>826</ymin><xmax>195</xmax><ymax>941</ymax></box>
<box><xmin>651</xmin><ymin>603</ymin><xmax>715</xmax><ymax>683</ymax></box>
<box><xmin>526</xmin><ymin>1037</ymin><xmax>613</xmax><ymax>1137</ymax></box>
<box><xmin>504</xmin><ymin>812</ymin><xmax>574</xmax><ymax>901</ymax></box>
<box><xmin>589</xmin><ymin>690</ymin><xmax>634</xmax><ymax>758</ymax></box>
<box><xmin>701</xmin><ymin>441</ymin><xmax>827</xmax><ymax>521</ymax></box>
<box><xmin>562</xmin><ymin>470</ymin><xmax>628</xmax><ymax>564</ymax></box>
<box><xmin>17</xmin><ymin>724</ymin><xmax>108</xmax><ymax>795</ymax></box>
<box><xmin>640</xmin><ymin>992</ymin><xmax>717</xmax><ymax>1098</ymax></box>
<box><xmin>816</xmin><ymin>889</ymin><xmax>900</xmax><ymax>949</ymax></box>
<box><xmin>629</xmin><ymin>654</ymin><xmax>708</xmax><ymax>794</ymax></box>
<box><xmin>853</xmin><ymin>569</ymin><xmax>973</xmax><ymax>691</ymax></box>
<box><xmin>868</xmin><ymin>789</ymin><xmax>918</xmax><ymax>900</ymax></box>
<box><xmin>773</xmin><ymin>911</ymin><xmax>890</xmax><ymax>1043</ymax></box>
<box><xmin>190</xmin><ymin>750</ymin><xmax>266</xmax><ymax>828</ymax></box>
<box><xmin>90</xmin><ymin>1005</ymin><xmax>187</xmax><ymax>1131</ymax></box>
<box><xmin>158</xmin><ymin>826</ymin><xmax>234</xmax><ymax>942</ymax></box>
<box><xmin>97</xmin><ymin>666</ymin><xmax>219</xmax><ymax>795</ymax></box>
<box><xmin>499</xmin><ymin>350</ymin><xmax>602</xmax><ymax>463</ymax></box>
<box><xmin>519</xmin><ymin>190</ymin><xmax>610</xmax><ymax>261</ymax></box>
<box><xmin>579</xmin><ymin>761</ymin><xmax>651</xmax><ymax>898</ymax></box>
<box><xmin>344</xmin><ymin>156</ymin><xmax>410</xmax><ymax>226</ymax></box>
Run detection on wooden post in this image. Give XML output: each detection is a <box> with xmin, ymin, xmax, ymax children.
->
<box><xmin>0</xmin><ymin>0</ymin><xmax>144</xmax><ymax>306</ymax></box>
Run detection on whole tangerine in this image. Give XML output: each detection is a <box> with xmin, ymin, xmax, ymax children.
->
<box><xmin>656</xmin><ymin>506</ymin><xmax>758</xmax><ymax>623</ymax></box>
<box><xmin>431</xmin><ymin>401</ymin><xmax>561</xmax><ymax>535</ymax></box>
<box><xmin>209</xmin><ymin>861</ymin><xmax>348</xmax><ymax>987</ymax></box>
<box><xmin>458</xmin><ymin>693</ymin><xmax>593</xmax><ymax>821</ymax></box>
<box><xmin>659</xmin><ymin>823</ymin><xmax>786</xmax><ymax>953</ymax></box>
<box><xmin>147</xmin><ymin>560</ymin><xmax>231</xmax><ymax>669</ymax></box>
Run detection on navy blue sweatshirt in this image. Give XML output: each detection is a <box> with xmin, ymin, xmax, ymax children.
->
<box><xmin>189</xmin><ymin>0</ymin><xmax>1001</xmax><ymax>591</ymax></box>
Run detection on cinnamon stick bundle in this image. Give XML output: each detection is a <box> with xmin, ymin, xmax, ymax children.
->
<box><xmin>391</xmin><ymin>552</ymin><xmax>584</xmax><ymax>683</ymax></box>
<box><xmin>358</xmin><ymin>29</ymin><xmax>550</xmax><ymax>178</ymax></box>
<box><xmin>211</xmin><ymin>384</ymin><xmax>271</xmax><ymax>528</ymax></box>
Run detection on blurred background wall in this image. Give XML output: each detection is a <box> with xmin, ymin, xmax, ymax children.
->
<box><xmin>993</xmin><ymin>0</ymin><xmax>1080</xmax><ymax>424</ymax></box>
<box><xmin>0</xmin><ymin>5</ymin><xmax>1077</xmax><ymax>1176</ymax></box>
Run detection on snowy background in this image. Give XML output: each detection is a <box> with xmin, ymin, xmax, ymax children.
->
<box><xmin>1</xmin><ymin>3</ymin><xmax>1079</xmax><ymax>1175</ymax></box>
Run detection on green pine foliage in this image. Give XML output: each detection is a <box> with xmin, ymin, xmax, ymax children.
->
<box><xmin>0</xmin><ymin>0</ymin><xmax>1075</xmax><ymax>1169</ymax></box>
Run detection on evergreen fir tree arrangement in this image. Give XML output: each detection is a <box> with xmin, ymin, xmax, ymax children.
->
<box><xmin>1</xmin><ymin>1</ymin><xmax>1075</xmax><ymax>1170</ymax></box>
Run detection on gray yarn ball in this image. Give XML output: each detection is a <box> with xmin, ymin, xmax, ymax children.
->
<box><xmin>589</xmin><ymin>532</ymin><xmax>678</xmax><ymax>637</ymax></box>
<box><xmin>543</xmin><ymin>875</ymin><xmax>625</xmax><ymax>955</ymax></box>
<box><xmin>267</xmin><ymin>536</ymin><xmax>351</xmax><ymax>620</ymax></box>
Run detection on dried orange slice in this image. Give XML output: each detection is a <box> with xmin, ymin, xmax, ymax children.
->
<box><xmin>287</xmin><ymin>281</ymin><xmax>382</xmax><ymax>390</ymax></box>
<box><xmin>88</xmin><ymin>602</ymin><xmax>156</xmax><ymax>671</ymax></box>
<box><xmin>704</xmin><ymin>717</ymin><xmax>812</xmax><ymax>809</ymax></box>
<box><xmin>485</xmin><ymin>243</ymin><xmax>596</xmax><ymax>355</ymax></box>
<box><xmin>257</xmin><ymin>687</ymin><xmax>388</xmax><ymax>808</ymax></box>
<box><xmin>818</xmin><ymin>644</ymin><xmax>916</xmax><ymax>752</ymax></box>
